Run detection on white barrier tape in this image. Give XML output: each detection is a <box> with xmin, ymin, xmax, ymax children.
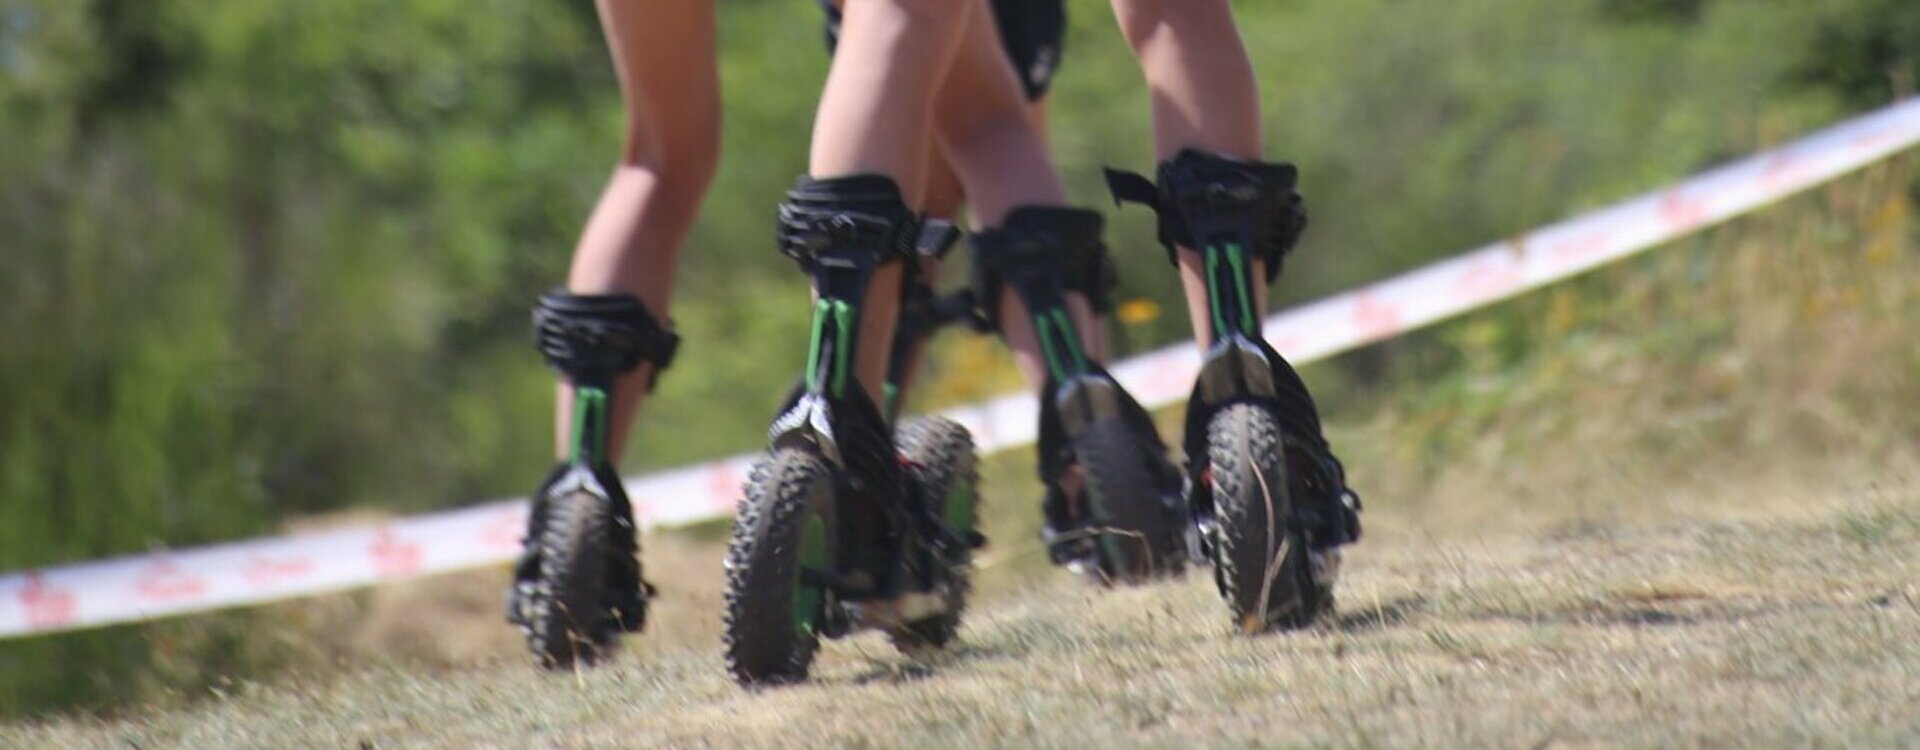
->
<box><xmin>4</xmin><ymin>99</ymin><xmax>1918</xmax><ymax>640</ymax></box>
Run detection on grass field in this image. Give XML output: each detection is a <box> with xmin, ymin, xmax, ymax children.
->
<box><xmin>3</xmin><ymin>166</ymin><xmax>1917</xmax><ymax>748</ymax></box>
<box><xmin>6</xmin><ymin>459</ymin><xmax>1917</xmax><ymax>749</ymax></box>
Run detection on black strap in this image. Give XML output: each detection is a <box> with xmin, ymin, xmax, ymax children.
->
<box><xmin>1103</xmin><ymin>166</ymin><xmax>1186</xmax><ymax>262</ymax></box>
<box><xmin>532</xmin><ymin>291</ymin><xmax>680</xmax><ymax>390</ymax></box>
<box><xmin>1105</xmin><ymin>151</ymin><xmax>1308</xmax><ymax>283</ymax></box>
<box><xmin>915</xmin><ymin>218</ymin><xmax>964</xmax><ymax>261</ymax></box>
<box><xmin>969</xmin><ymin>206</ymin><xmax>1113</xmax><ymax>329</ymax></box>
<box><xmin>1103</xmin><ymin>168</ymin><xmax>1161</xmax><ymax>211</ymax></box>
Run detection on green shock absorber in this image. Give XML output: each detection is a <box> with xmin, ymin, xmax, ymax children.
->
<box><xmin>1033</xmin><ymin>306</ymin><xmax>1089</xmax><ymax>382</ymax></box>
<box><xmin>1204</xmin><ymin>243</ymin><xmax>1259</xmax><ymax>338</ymax></box>
<box><xmin>804</xmin><ymin>298</ymin><xmax>858</xmax><ymax>397</ymax></box>
<box><xmin>569</xmin><ymin>386</ymin><xmax>611</xmax><ymax>466</ymax></box>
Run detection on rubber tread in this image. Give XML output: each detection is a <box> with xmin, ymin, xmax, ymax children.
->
<box><xmin>723</xmin><ymin>449</ymin><xmax>834</xmax><ymax>685</ymax></box>
<box><xmin>1076</xmin><ymin>417</ymin><xmax>1187</xmax><ymax>585</ymax></box>
<box><xmin>1206</xmin><ymin>404</ymin><xmax>1332</xmax><ymax>632</ymax></box>
<box><xmin>888</xmin><ymin>418</ymin><xmax>979</xmax><ymax>652</ymax></box>
<box><xmin>524</xmin><ymin>489</ymin><xmax>617</xmax><ymax>670</ymax></box>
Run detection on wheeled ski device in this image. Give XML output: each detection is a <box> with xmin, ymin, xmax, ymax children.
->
<box><xmin>723</xmin><ymin>175</ymin><xmax>983</xmax><ymax>685</ymax></box>
<box><xmin>1108</xmin><ymin>149</ymin><xmax>1362</xmax><ymax>632</ymax></box>
<box><xmin>507</xmin><ymin>291</ymin><xmax>678</xmax><ymax>668</ymax></box>
<box><xmin>968</xmin><ymin>207</ymin><xmax>1187</xmax><ymax>584</ymax></box>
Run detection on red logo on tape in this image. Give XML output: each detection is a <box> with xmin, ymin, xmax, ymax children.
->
<box><xmin>1547</xmin><ymin>228</ymin><xmax>1617</xmax><ymax>266</ymax></box>
<box><xmin>1759</xmin><ymin>150</ymin><xmax>1817</xmax><ymax>191</ymax></box>
<box><xmin>1659</xmin><ymin>188</ymin><xmax>1709</xmax><ymax>233</ymax></box>
<box><xmin>1269</xmin><ymin>333</ymin><xmax>1306</xmax><ymax>358</ymax></box>
<box><xmin>1352</xmin><ymin>291</ymin><xmax>1403</xmax><ymax>340</ymax></box>
<box><xmin>19</xmin><ymin>573</ymin><xmax>77</xmax><ymax>630</ymax></box>
<box><xmin>133</xmin><ymin>560</ymin><xmax>208</xmax><ymax>602</ymax></box>
<box><xmin>479</xmin><ymin>508</ymin><xmax>526</xmax><ymax>549</ymax></box>
<box><xmin>369</xmin><ymin>529</ymin><xmax>423</xmax><ymax>577</ymax></box>
<box><xmin>1850</xmin><ymin>124</ymin><xmax>1905</xmax><ymax>154</ymax></box>
<box><xmin>241</xmin><ymin>555</ymin><xmax>316</xmax><ymax>587</ymax></box>
<box><xmin>704</xmin><ymin>464</ymin><xmax>742</xmax><ymax>513</ymax></box>
<box><xmin>1454</xmin><ymin>257</ymin><xmax>1523</xmax><ymax>301</ymax></box>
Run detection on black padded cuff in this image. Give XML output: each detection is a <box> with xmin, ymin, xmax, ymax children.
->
<box><xmin>915</xmin><ymin>218</ymin><xmax>964</xmax><ymax>261</ymax></box>
<box><xmin>1106</xmin><ymin>149</ymin><xmax>1308</xmax><ymax>284</ymax></box>
<box><xmin>775</xmin><ymin>173</ymin><xmax>920</xmax><ymax>272</ymax></box>
<box><xmin>969</xmin><ymin>206</ymin><xmax>1115</xmax><ymax>329</ymax></box>
<box><xmin>532</xmin><ymin>291</ymin><xmax>679</xmax><ymax>390</ymax></box>
<box><xmin>1066</xmin><ymin>241</ymin><xmax>1119</xmax><ymax>315</ymax></box>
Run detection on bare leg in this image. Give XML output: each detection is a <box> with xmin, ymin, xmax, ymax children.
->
<box><xmin>885</xmin><ymin>143</ymin><xmax>964</xmax><ymax>410</ymax></box>
<box><xmin>932</xmin><ymin>6</ymin><xmax>1067</xmax><ymax>226</ymax></box>
<box><xmin>1110</xmin><ymin>0</ymin><xmax>1268</xmax><ymax>345</ymax></box>
<box><xmin>1109</xmin><ymin>0</ymin><xmax>1261</xmax><ymax>159</ymax></box>
<box><xmin>554</xmin><ymin>0</ymin><xmax>720</xmax><ymax>460</ymax></box>
<box><xmin>931</xmin><ymin>4</ymin><xmax>1106</xmax><ymax>386</ymax></box>
<box><xmin>811</xmin><ymin>0</ymin><xmax>972</xmax><ymax>407</ymax></box>
<box><xmin>894</xmin><ymin>101</ymin><xmax>1113</xmax><ymax>406</ymax></box>
<box><xmin>922</xmin><ymin>147</ymin><xmax>967</xmax><ymax>221</ymax></box>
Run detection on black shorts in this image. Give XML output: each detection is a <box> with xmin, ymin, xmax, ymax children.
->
<box><xmin>819</xmin><ymin>0</ymin><xmax>1066</xmax><ymax>101</ymax></box>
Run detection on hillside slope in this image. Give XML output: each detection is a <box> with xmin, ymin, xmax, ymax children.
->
<box><xmin>5</xmin><ymin>133</ymin><xmax>1916</xmax><ymax>746</ymax></box>
<box><xmin>8</xmin><ymin>466</ymin><xmax>1918</xmax><ymax>749</ymax></box>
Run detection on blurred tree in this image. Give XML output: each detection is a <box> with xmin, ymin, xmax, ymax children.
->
<box><xmin>1792</xmin><ymin>0</ymin><xmax>1920</xmax><ymax>105</ymax></box>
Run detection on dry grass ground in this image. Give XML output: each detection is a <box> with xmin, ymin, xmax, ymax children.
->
<box><xmin>5</xmin><ymin>459</ymin><xmax>1916</xmax><ymax>749</ymax></box>
<box><xmin>3</xmin><ymin>163</ymin><xmax>1915</xmax><ymax>747</ymax></box>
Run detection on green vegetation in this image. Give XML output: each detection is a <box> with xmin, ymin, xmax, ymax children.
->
<box><xmin>0</xmin><ymin>0</ymin><xmax>1915</xmax><ymax>716</ymax></box>
<box><xmin>13</xmin><ymin>494</ymin><xmax>1920</xmax><ymax>748</ymax></box>
<box><xmin>4</xmin><ymin>150</ymin><xmax>1917</xmax><ymax>745</ymax></box>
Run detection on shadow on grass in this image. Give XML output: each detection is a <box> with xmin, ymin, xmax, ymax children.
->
<box><xmin>1329</xmin><ymin>594</ymin><xmax>1428</xmax><ymax>632</ymax></box>
<box><xmin>841</xmin><ymin>641</ymin><xmax>1019</xmax><ymax>686</ymax></box>
<box><xmin>848</xmin><ymin>660</ymin><xmax>937</xmax><ymax>686</ymax></box>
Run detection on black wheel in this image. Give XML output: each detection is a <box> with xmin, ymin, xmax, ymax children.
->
<box><xmin>889</xmin><ymin>417</ymin><xmax>979</xmax><ymax>652</ymax></box>
<box><xmin>524</xmin><ymin>488</ymin><xmax>619</xmax><ymax>670</ymax></box>
<box><xmin>724</xmin><ymin>448</ymin><xmax>836</xmax><ymax>686</ymax></box>
<box><xmin>1076</xmin><ymin>417</ymin><xmax>1187</xmax><ymax>585</ymax></box>
<box><xmin>1205</xmin><ymin>403</ymin><xmax>1331</xmax><ymax>633</ymax></box>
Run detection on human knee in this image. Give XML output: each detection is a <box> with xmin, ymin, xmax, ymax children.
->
<box><xmin>935</xmin><ymin>42</ymin><xmax>1039</xmax><ymax>165</ymax></box>
<box><xmin>609</xmin><ymin>156</ymin><xmax>717</xmax><ymax>220</ymax></box>
<box><xmin>616</xmin><ymin>110</ymin><xmax>721</xmax><ymax>201</ymax></box>
<box><xmin>848</xmin><ymin>0</ymin><xmax>970</xmax><ymax>28</ymax></box>
<box><xmin>1111</xmin><ymin>0</ymin><xmax>1170</xmax><ymax>52</ymax></box>
<box><xmin>1111</xmin><ymin>0</ymin><xmax>1229</xmax><ymax>54</ymax></box>
<box><xmin>940</xmin><ymin>110</ymin><xmax>1027</xmax><ymax>167</ymax></box>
